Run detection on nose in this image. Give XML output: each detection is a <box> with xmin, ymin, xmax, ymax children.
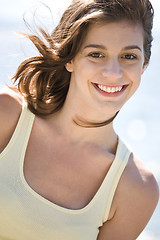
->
<box><xmin>102</xmin><ymin>58</ymin><xmax>123</xmax><ymax>80</ymax></box>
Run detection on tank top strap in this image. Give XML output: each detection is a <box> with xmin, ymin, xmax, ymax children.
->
<box><xmin>18</xmin><ymin>98</ymin><xmax>35</xmax><ymax>150</ymax></box>
<box><xmin>0</xmin><ymin>98</ymin><xmax>35</xmax><ymax>159</ymax></box>
<box><xmin>102</xmin><ymin>137</ymin><xmax>132</xmax><ymax>222</ymax></box>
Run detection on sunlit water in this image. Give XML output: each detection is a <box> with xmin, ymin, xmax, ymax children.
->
<box><xmin>0</xmin><ymin>0</ymin><xmax>159</xmax><ymax>239</ymax></box>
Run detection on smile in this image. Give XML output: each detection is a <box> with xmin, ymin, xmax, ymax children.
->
<box><xmin>92</xmin><ymin>83</ymin><xmax>128</xmax><ymax>97</ymax></box>
<box><xmin>97</xmin><ymin>84</ymin><xmax>123</xmax><ymax>93</ymax></box>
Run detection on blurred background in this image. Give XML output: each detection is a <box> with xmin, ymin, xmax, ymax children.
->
<box><xmin>0</xmin><ymin>0</ymin><xmax>159</xmax><ymax>239</ymax></box>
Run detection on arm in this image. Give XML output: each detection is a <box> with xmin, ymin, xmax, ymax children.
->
<box><xmin>97</xmin><ymin>155</ymin><xmax>159</xmax><ymax>240</ymax></box>
<box><xmin>0</xmin><ymin>88</ymin><xmax>22</xmax><ymax>153</ymax></box>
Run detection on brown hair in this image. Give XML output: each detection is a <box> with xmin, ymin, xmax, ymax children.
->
<box><xmin>12</xmin><ymin>0</ymin><xmax>154</xmax><ymax>124</ymax></box>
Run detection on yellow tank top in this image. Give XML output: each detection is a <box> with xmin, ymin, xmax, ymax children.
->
<box><xmin>0</xmin><ymin>99</ymin><xmax>131</xmax><ymax>240</ymax></box>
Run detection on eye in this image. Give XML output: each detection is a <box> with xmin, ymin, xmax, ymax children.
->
<box><xmin>122</xmin><ymin>54</ymin><xmax>137</xmax><ymax>60</ymax></box>
<box><xmin>88</xmin><ymin>52</ymin><xmax>104</xmax><ymax>59</ymax></box>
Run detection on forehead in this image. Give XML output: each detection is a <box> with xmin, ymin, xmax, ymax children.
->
<box><xmin>80</xmin><ymin>21</ymin><xmax>144</xmax><ymax>49</ymax></box>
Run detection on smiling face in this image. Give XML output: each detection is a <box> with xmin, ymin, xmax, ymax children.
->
<box><xmin>65</xmin><ymin>20</ymin><xmax>145</xmax><ymax>120</ymax></box>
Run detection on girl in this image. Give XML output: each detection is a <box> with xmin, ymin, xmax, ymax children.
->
<box><xmin>0</xmin><ymin>0</ymin><xmax>159</xmax><ymax>239</ymax></box>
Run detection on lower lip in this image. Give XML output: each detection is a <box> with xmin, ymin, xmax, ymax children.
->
<box><xmin>92</xmin><ymin>83</ymin><xmax>128</xmax><ymax>97</ymax></box>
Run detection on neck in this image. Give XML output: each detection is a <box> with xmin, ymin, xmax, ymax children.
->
<box><xmin>47</xmin><ymin>83</ymin><xmax>119</xmax><ymax>152</ymax></box>
<box><xmin>73</xmin><ymin>111</ymin><xmax>119</xmax><ymax>128</ymax></box>
<box><xmin>49</xmin><ymin>105</ymin><xmax>118</xmax><ymax>153</ymax></box>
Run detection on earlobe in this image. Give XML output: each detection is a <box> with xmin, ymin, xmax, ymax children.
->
<box><xmin>65</xmin><ymin>61</ymin><xmax>74</xmax><ymax>72</ymax></box>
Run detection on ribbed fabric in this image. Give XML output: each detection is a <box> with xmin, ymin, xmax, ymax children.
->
<box><xmin>0</xmin><ymin>100</ymin><xmax>131</xmax><ymax>240</ymax></box>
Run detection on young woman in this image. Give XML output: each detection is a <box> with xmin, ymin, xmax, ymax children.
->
<box><xmin>0</xmin><ymin>0</ymin><xmax>159</xmax><ymax>239</ymax></box>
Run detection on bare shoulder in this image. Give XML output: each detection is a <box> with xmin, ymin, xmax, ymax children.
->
<box><xmin>123</xmin><ymin>153</ymin><xmax>159</xmax><ymax>193</ymax></box>
<box><xmin>123</xmin><ymin>153</ymin><xmax>159</xmax><ymax>210</ymax></box>
<box><xmin>0</xmin><ymin>87</ymin><xmax>22</xmax><ymax>152</ymax></box>
<box><xmin>0</xmin><ymin>87</ymin><xmax>22</xmax><ymax>108</ymax></box>
<box><xmin>97</xmin><ymin>153</ymin><xmax>159</xmax><ymax>240</ymax></box>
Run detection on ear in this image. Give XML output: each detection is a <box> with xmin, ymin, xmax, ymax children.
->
<box><xmin>65</xmin><ymin>61</ymin><xmax>74</xmax><ymax>72</ymax></box>
<box><xmin>141</xmin><ymin>62</ymin><xmax>147</xmax><ymax>74</ymax></box>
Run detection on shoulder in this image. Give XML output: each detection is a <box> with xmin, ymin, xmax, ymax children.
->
<box><xmin>118</xmin><ymin>153</ymin><xmax>159</xmax><ymax>235</ymax></box>
<box><xmin>122</xmin><ymin>153</ymin><xmax>159</xmax><ymax>206</ymax></box>
<box><xmin>0</xmin><ymin>87</ymin><xmax>22</xmax><ymax>117</ymax></box>
<box><xmin>0</xmin><ymin>87</ymin><xmax>22</xmax><ymax>152</ymax></box>
<box><xmin>117</xmin><ymin>153</ymin><xmax>159</xmax><ymax>223</ymax></box>
<box><xmin>98</xmin><ymin>153</ymin><xmax>159</xmax><ymax>240</ymax></box>
<box><xmin>0</xmin><ymin>85</ymin><xmax>22</xmax><ymax>103</ymax></box>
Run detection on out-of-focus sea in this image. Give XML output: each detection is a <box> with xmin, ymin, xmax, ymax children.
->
<box><xmin>0</xmin><ymin>0</ymin><xmax>159</xmax><ymax>239</ymax></box>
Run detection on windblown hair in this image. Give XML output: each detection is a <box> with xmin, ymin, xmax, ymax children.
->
<box><xmin>12</xmin><ymin>0</ymin><xmax>154</xmax><ymax>125</ymax></box>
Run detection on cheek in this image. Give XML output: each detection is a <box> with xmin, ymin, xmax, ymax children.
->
<box><xmin>130</xmin><ymin>70</ymin><xmax>142</xmax><ymax>95</ymax></box>
<box><xmin>132</xmin><ymin>74</ymin><xmax>141</xmax><ymax>91</ymax></box>
<box><xmin>129</xmin><ymin>64</ymin><xmax>143</xmax><ymax>82</ymax></box>
<box><xmin>125</xmin><ymin>65</ymin><xmax>142</xmax><ymax>96</ymax></box>
<box><xmin>75</xmin><ymin>62</ymin><xmax>98</xmax><ymax>83</ymax></box>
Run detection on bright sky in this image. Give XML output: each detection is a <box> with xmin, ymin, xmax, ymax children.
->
<box><xmin>0</xmin><ymin>0</ymin><xmax>71</xmax><ymax>20</ymax></box>
<box><xmin>0</xmin><ymin>0</ymin><xmax>159</xmax><ymax>32</ymax></box>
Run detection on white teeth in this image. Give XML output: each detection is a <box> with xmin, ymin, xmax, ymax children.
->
<box><xmin>97</xmin><ymin>85</ymin><xmax>123</xmax><ymax>93</ymax></box>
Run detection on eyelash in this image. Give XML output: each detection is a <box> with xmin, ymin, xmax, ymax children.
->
<box><xmin>87</xmin><ymin>52</ymin><xmax>138</xmax><ymax>61</ymax></box>
<box><xmin>122</xmin><ymin>54</ymin><xmax>137</xmax><ymax>60</ymax></box>
<box><xmin>88</xmin><ymin>52</ymin><xmax>104</xmax><ymax>58</ymax></box>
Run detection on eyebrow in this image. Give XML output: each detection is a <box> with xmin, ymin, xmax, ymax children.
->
<box><xmin>84</xmin><ymin>44</ymin><xmax>106</xmax><ymax>50</ymax></box>
<box><xmin>84</xmin><ymin>44</ymin><xmax>142</xmax><ymax>51</ymax></box>
<box><xmin>123</xmin><ymin>45</ymin><xmax>142</xmax><ymax>51</ymax></box>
